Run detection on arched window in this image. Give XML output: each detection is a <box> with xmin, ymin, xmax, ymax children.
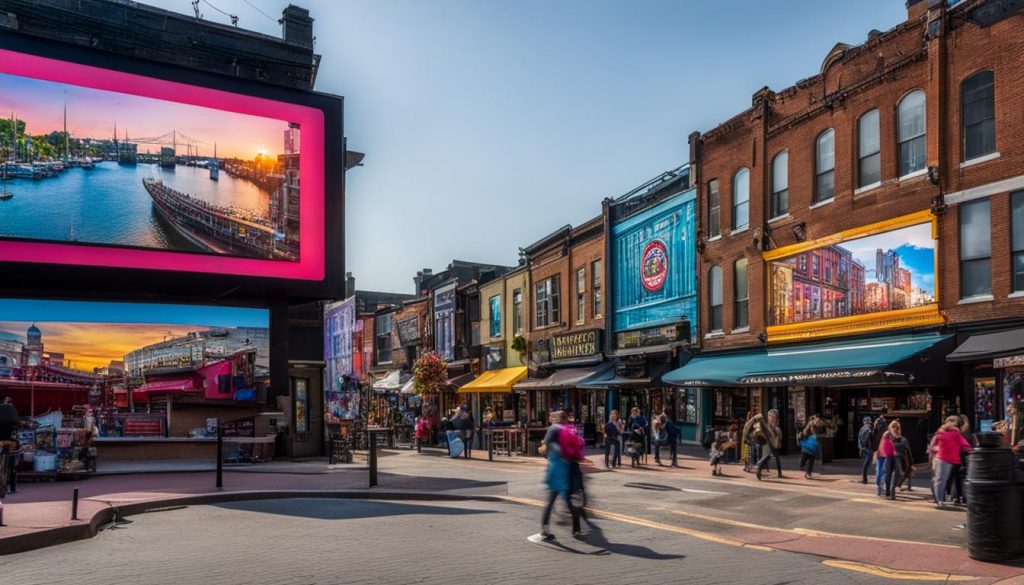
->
<box><xmin>771</xmin><ymin>151</ymin><xmax>788</xmax><ymax>218</ymax></box>
<box><xmin>732</xmin><ymin>168</ymin><xmax>749</xmax><ymax>230</ymax></box>
<box><xmin>815</xmin><ymin>129</ymin><xmax>835</xmax><ymax>203</ymax></box>
<box><xmin>962</xmin><ymin>70</ymin><xmax>995</xmax><ymax>162</ymax></box>
<box><xmin>858</xmin><ymin>109</ymin><xmax>881</xmax><ymax>188</ymax></box>
<box><xmin>898</xmin><ymin>90</ymin><xmax>926</xmax><ymax>177</ymax></box>
<box><xmin>707</xmin><ymin>179</ymin><xmax>720</xmax><ymax>238</ymax></box>
<box><xmin>709</xmin><ymin>266</ymin><xmax>723</xmax><ymax>332</ymax></box>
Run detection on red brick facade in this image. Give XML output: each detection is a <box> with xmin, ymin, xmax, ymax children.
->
<box><xmin>692</xmin><ymin>0</ymin><xmax>1024</xmax><ymax>350</ymax></box>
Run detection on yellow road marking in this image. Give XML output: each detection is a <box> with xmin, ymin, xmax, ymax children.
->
<box><xmin>822</xmin><ymin>560</ymin><xmax>975</xmax><ymax>581</ymax></box>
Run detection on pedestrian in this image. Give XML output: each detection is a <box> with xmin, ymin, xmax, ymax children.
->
<box><xmin>709</xmin><ymin>435</ymin><xmax>733</xmax><ymax>476</ymax></box>
<box><xmin>857</xmin><ymin>416</ymin><xmax>873</xmax><ymax>484</ymax></box>
<box><xmin>652</xmin><ymin>408</ymin><xmax>669</xmax><ymax>465</ymax></box>
<box><xmin>665</xmin><ymin>410</ymin><xmax>680</xmax><ymax>467</ymax></box>
<box><xmin>931</xmin><ymin>416</ymin><xmax>973</xmax><ymax>508</ymax></box>
<box><xmin>743</xmin><ymin>412</ymin><xmax>761</xmax><ymax>474</ymax></box>
<box><xmin>741</xmin><ymin>411</ymin><xmax>754</xmax><ymax>471</ymax></box>
<box><xmin>462</xmin><ymin>407</ymin><xmax>475</xmax><ymax>459</ymax></box>
<box><xmin>539</xmin><ymin>409</ymin><xmax>581</xmax><ymax>540</ymax></box>
<box><xmin>881</xmin><ymin>422</ymin><xmax>905</xmax><ymax>499</ymax></box>
<box><xmin>947</xmin><ymin>415</ymin><xmax>976</xmax><ymax>505</ymax></box>
<box><xmin>872</xmin><ymin>410</ymin><xmax>889</xmax><ymax>496</ymax></box>
<box><xmin>627</xmin><ymin>407</ymin><xmax>647</xmax><ymax>467</ymax></box>
<box><xmin>798</xmin><ymin>430</ymin><xmax>819</xmax><ymax>479</ymax></box>
<box><xmin>888</xmin><ymin>421</ymin><xmax>911</xmax><ymax>497</ymax></box>
<box><xmin>603</xmin><ymin>410</ymin><xmax>621</xmax><ymax>469</ymax></box>
<box><xmin>755</xmin><ymin>409</ymin><xmax>784</xmax><ymax>481</ymax></box>
<box><xmin>0</xmin><ymin>397</ymin><xmax>18</xmax><ymax>443</ymax></box>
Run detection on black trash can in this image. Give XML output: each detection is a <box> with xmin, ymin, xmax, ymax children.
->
<box><xmin>965</xmin><ymin>432</ymin><xmax>1024</xmax><ymax>562</ymax></box>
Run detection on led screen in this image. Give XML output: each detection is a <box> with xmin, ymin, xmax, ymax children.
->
<box><xmin>0</xmin><ymin>49</ymin><xmax>325</xmax><ymax>280</ymax></box>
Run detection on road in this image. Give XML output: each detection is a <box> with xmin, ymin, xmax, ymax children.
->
<box><xmin>1</xmin><ymin>497</ymin><xmax>925</xmax><ymax>585</ymax></box>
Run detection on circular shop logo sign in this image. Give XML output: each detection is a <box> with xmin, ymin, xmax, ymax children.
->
<box><xmin>640</xmin><ymin>239</ymin><xmax>669</xmax><ymax>292</ymax></box>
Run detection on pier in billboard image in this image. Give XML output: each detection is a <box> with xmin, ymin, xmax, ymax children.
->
<box><xmin>0</xmin><ymin>71</ymin><xmax>302</xmax><ymax>261</ymax></box>
<box><xmin>768</xmin><ymin>221</ymin><xmax>936</xmax><ymax>327</ymax></box>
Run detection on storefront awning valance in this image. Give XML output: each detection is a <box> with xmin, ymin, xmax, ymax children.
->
<box><xmin>947</xmin><ymin>327</ymin><xmax>1024</xmax><ymax>362</ymax></box>
<box><xmin>137</xmin><ymin>377</ymin><xmax>195</xmax><ymax>394</ymax></box>
<box><xmin>514</xmin><ymin>363</ymin><xmax>613</xmax><ymax>391</ymax></box>
<box><xmin>663</xmin><ymin>333</ymin><xmax>954</xmax><ymax>388</ymax></box>
<box><xmin>399</xmin><ymin>377</ymin><xmax>415</xmax><ymax>395</ymax></box>
<box><xmin>372</xmin><ymin>370</ymin><xmax>409</xmax><ymax>392</ymax></box>
<box><xmin>576</xmin><ymin>362</ymin><xmax>671</xmax><ymax>389</ymax></box>
<box><xmin>458</xmin><ymin>366</ymin><xmax>527</xmax><ymax>393</ymax></box>
<box><xmin>446</xmin><ymin>373</ymin><xmax>476</xmax><ymax>391</ymax></box>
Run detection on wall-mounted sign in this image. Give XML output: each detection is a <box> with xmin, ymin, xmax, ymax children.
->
<box><xmin>640</xmin><ymin>239</ymin><xmax>669</xmax><ymax>293</ymax></box>
<box><xmin>616</xmin><ymin>321</ymin><xmax>689</xmax><ymax>350</ymax></box>
<box><xmin>550</xmin><ymin>329</ymin><xmax>601</xmax><ymax>361</ymax></box>
<box><xmin>994</xmin><ymin>355</ymin><xmax>1024</xmax><ymax>369</ymax></box>
<box><xmin>397</xmin><ymin>316</ymin><xmax>420</xmax><ymax>345</ymax></box>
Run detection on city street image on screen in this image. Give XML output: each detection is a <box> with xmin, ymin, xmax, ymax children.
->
<box><xmin>0</xmin><ymin>71</ymin><xmax>301</xmax><ymax>261</ymax></box>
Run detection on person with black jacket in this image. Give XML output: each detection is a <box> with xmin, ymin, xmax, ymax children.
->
<box><xmin>857</xmin><ymin>416</ymin><xmax>873</xmax><ymax>484</ymax></box>
<box><xmin>603</xmin><ymin>410</ymin><xmax>622</xmax><ymax>468</ymax></box>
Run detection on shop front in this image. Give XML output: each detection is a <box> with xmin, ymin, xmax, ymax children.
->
<box><xmin>665</xmin><ymin>333</ymin><xmax>956</xmax><ymax>461</ymax></box>
<box><xmin>948</xmin><ymin>326</ymin><xmax>1024</xmax><ymax>449</ymax></box>
<box><xmin>456</xmin><ymin>366</ymin><xmax>526</xmax><ymax>450</ymax></box>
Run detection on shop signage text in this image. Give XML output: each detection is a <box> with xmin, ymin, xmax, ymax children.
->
<box><xmin>994</xmin><ymin>355</ymin><xmax>1024</xmax><ymax>368</ymax></box>
<box><xmin>616</xmin><ymin>321</ymin><xmax>689</xmax><ymax>350</ymax></box>
<box><xmin>740</xmin><ymin>369</ymin><xmax>881</xmax><ymax>385</ymax></box>
<box><xmin>551</xmin><ymin>329</ymin><xmax>601</xmax><ymax>360</ymax></box>
<box><xmin>123</xmin><ymin>417</ymin><xmax>165</xmax><ymax>436</ymax></box>
<box><xmin>397</xmin><ymin>316</ymin><xmax>420</xmax><ymax>345</ymax></box>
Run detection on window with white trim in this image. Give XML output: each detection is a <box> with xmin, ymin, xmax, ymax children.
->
<box><xmin>732</xmin><ymin>169</ymin><xmax>749</xmax><ymax>230</ymax></box>
<box><xmin>535</xmin><ymin>276</ymin><xmax>560</xmax><ymax>327</ymax></box>
<box><xmin>575</xmin><ymin>267</ymin><xmax>586</xmax><ymax>324</ymax></box>
<box><xmin>1012</xmin><ymin>192</ymin><xmax>1024</xmax><ymax>292</ymax></box>
<box><xmin>771</xmin><ymin>151</ymin><xmax>788</xmax><ymax>218</ymax></box>
<box><xmin>734</xmin><ymin>258</ymin><xmax>748</xmax><ymax>329</ymax></box>
<box><xmin>962</xmin><ymin>70</ymin><xmax>995</xmax><ymax>162</ymax></box>
<box><xmin>960</xmin><ymin>199</ymin><xmax>991</xmax><ymax>298</ymax></box>
<box><xmin>815</xmin><ymin>129</ymin><xmax>835</xmax><ymax>203</ymax></box>
<box><xmin>592</xmin><ymin>260</ymin><xmax>603</xmax><ymax>318</ymax></box>
<box><xmin>707</xmin><ymin>179</ymin><xmax>721</xmax><ymax>237</ymax></box>
<box><xmin>709</xmin><ymin>266</ymin><xmax>723</xmax><ymax>332</ymax></box>
<box><xmin>858</xmin><ymin>109</ymin><xmax>881</xmax><ymax>188</ymax></box>
<box><xmin>898</xmin><ymin>90</ymin><xmax>926</xmax><ymax>177</ymax></box>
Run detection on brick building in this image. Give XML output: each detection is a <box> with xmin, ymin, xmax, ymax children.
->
<box><xmin>513</xmin><ymin>216</ymin><xmax>607</xmax><ymax>443</ymax></box>
<box><xmin>668</xmin><ymin>0</ymin><xmax>1024</xmax><ymax>458</ymax></box>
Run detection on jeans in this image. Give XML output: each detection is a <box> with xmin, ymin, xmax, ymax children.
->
<box><xmin>654</xmin><ymin>439</ymin><xmax>677</xmax><ymax>464</ymax></box>
<box><xmin>946</xmin><ymin>463</ymin><xmax>964</xmax><ymax>501</ymax></box>
<box><xmin>875</xmin><ymin>456</ymin><xmax>886</xmax><ymax>494</ymax></box>
<box><xmin>932</xmin><ymin>459</ymin><xmax>955</xmax><ymax>505</ymax></box>
<box><xmin>462</xmin><ymin>431</ymin><xmax>473</xmax><ymax>458</ymax></box>
<box><xmin>861</xmin><ymin>451</ymin><xmax>873</xmax><ymax>483</ymax></box>
<box><xmin>604</xmin><ymin>437</ymin><xmax>621</xmax><ymax>467</ymax></box>
<box><xmin>756</xmin><ymin>444</ymin><xmax>783</xmax><ymax>476</ymax></box>
<box><xmin>799</xmin><ymin>452</ymin><xmax>815</xmax><ymax>475</ymax></box>
<box><xmin>884</xmin><ymin>457</ymin><xmax>902</xmax><ymax>497</ymax></box>
<box><xmin>541</xmin><ymin>489</ymin><xmax>580</xmax><ymax>533</ymax></box>
<box><xmin>748</xmin><ymin>443</ymin><xmax>762</xmax><ymax>470</ymax></box>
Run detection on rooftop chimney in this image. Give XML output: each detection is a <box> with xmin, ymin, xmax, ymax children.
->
<box><xmin>281</xmin><ymin>5</ymin><xmax>314</xmax><ymax>50</ymax></box>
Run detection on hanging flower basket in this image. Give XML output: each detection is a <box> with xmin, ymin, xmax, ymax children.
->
<box><xmin>412</xmin><ymin>351</ymin><xmax>448</xmax><ymax>396</ymax></box>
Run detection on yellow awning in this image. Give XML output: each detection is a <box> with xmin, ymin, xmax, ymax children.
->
<box><xmin>458</xmin><ymin>366</ymin><xmax>527</xmax><ymax>393</ymax></box>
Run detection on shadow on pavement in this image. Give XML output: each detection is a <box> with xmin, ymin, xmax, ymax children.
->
<box><xmin>575</xmin><ymin>523</ymin><xmax>685</xmax><ymax>561</ymax></box>
<box><xmin>213</xmin><ymin>498</ymin><xmax>501</xmax><ymax>521</ymax></box>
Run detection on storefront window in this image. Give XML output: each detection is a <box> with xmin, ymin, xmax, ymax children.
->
<box><xmin>974</xmin><ymin>376</ymin><xmax>997</xmax><ymax>430</ymax></box>
<box><xmin>678</xmin><ymin>389</ymin><xmax>696</xmax><ymax>423</ymax></box>
<box><xmin>489</xmin><ymin>295</ymin><xmax>501</xmax><ymax>338</ymax></box>
<box><xmin>293</xmin><ymin>378</ymin><xmax>308</xmax><ymax>433</ymax></box>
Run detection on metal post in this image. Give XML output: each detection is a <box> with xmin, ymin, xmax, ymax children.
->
<box><xmin>368</xmin><ymin>431</ymin><xmax>378</xmax><ymax>488</ymax></box>
<box><xmin>488</xmin><ymin>430</ymin><xmax>493</xmax><ymax>462</ymax></box>
<box><xmin>329</xmin><ymin>433</ymin><xmax>335</xmax><ymax>465</ymax></box>
<box><xmin>216</xmin><ymin>426</ymin><xmax>223</xmax><ymax>489</ymax></box>
<box><xmin>0</xmin><ymin>500</ymin><xmax>4</xmax><ymax>527</ymax></box>
<box><xmin>71</xmin><ymin>488</ymin><xmax>79</xmax><ymax>520</ymax></box>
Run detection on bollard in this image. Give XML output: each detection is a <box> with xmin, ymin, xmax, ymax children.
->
<box><xmin>71</xmin><ymin>488</ymin><xmax>79</xmax><ymax>520</ymax></box>
<box><xmin>368</xmin><ymin>432</ymin><xmax>378</xmax><ymax>488</ymax></box>
<box><xmin>216</xmin><ymin>426</ymin><xmax>223</xmax><ymax>489</ymax></box>
<box><xmin>329</xmin><ymin>434</ymin><xmax>335</xmax><ymax>465</ymax></box>
<box><xmin>0</xmin><ymin>500</ymin><xmax>4</xmax><ymax>527</ymax></box>
<box><xmin>488</xmin><ymin>430</ymin><xmax>494</xmax><ymax>462</ymax></box>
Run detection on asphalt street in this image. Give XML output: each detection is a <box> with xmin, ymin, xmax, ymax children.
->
<box><xmin>1</xmin><ymin>498</ymin><xmax>927</xmax><ymax>585</ymax></box>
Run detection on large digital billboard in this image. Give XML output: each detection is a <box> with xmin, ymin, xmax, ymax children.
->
<box><xmin>0</xmin><ymin>298</ymin><xmax>269</xmax><ymax>409</ymax></box>
<box><xmin>768</xmin><ymin>222</ymin><xmax>936</xmax><ymax>327</ymax></box>
<box><xmin>0</xmin><ymin>47</ymin><xmax>326</xmax><ymax>281</ymax></box>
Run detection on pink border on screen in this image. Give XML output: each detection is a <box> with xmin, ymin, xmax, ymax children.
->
<box><xmin>0</xmin><ymin>49</ymin><xmax>326</xmax><ymax>281</ymax></box>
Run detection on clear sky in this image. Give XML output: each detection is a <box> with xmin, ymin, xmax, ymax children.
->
<box><xmin>148</xmin><ymin>0</ymin><xmax>908</xmax><ymax>293</ymax></box>
<box><xmin>0</xmin><ymin>72</ymin><xmax>285</xmax><ymax>160</ymax></box>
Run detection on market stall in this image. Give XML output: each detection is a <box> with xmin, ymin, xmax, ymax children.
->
<box><xmin>17</xmin><ymin>409</ymin><xmax>96</xmax><ymax>480</ymax></box>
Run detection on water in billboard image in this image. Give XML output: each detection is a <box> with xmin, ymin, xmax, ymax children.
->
<box><xmin>0</xmin><ymin>299</ymin><xmax>269</xmax><ymax>412</ymax></box>
<box><xmin>0</xmin><ymin>71</ymin><xmax>301</xmax><ymax>261</ymax></box>
<box><xmin>768</xmin><ymin>223</ymin><xmax>935</xmax><ymax>326</ymax></box>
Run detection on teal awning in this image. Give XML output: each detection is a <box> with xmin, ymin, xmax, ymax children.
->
<box><xmin>663</xmin><ymin>333</ymin><xmax>954</xmax><ymax>388</ymax></box>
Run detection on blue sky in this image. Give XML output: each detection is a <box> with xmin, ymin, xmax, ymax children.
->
<box><xmin>148</xmin><ymin>0</ymin><xmax>908</xmax><ymax>293</ymax></box>
<box><xmin>0</xmin><ymin>299</ymin><xmax>268</xmax><ymax>327</ymax></box>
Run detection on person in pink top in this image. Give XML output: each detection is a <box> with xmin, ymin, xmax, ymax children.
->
<box><xmin>931</xmin><ymin>416</ymin><xmax>973</xmax><ymax>508</ymax></box>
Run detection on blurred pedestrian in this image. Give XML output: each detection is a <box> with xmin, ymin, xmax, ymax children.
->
<box><xmin>857</xmin><ymin>416</ymin><xmax>873</xmax><ymax>484</ymax></box>
<box><xmin>947</xmin><ymin>415</ymin><xmax>976</xmax><ymax>505</ymax></box>
<box><xmin>872</xmin><ymin>410</ymin><xmax>889</xmax><ymax>496</ymax></box>
<box><xmin>798</xmin><ymin>430</ymin><xmax>819</xmax><ymax>479</ymax></box>
<box><xmin>882</xmin><ymin>421</ymin><xmax>907</xmax><ymax>499</ymax></box>
<box><xmin>539</xmin><ymin>409</ymin><xmax>581</xmax><ymax>540</ymax></box>
<box><xmin>755</xmin><ymin>409</ymin><xmax>784</xmax><ymax>481</ymax></box>
<box><xmin>627</xmin><ymin>407</ymin><xmax>647</xmax><ymax>467</ymax></box>
<box><xmin>931</xmin><ymin>416</ymin><xmax>973</xmax><ymax>508</ymax></box>
<box><xmin>652</xmin><ymin>408</ymin><xmax>669</xmax><ymax>465</ymax></box>
<box><xmin>709</xmin><ymin>434</ymin><xmax>734</xmax><ymax>476</ymax></box>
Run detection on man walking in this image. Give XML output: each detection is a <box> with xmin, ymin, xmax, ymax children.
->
<box><xmin>857</xmin><ymin>416</ymin><xmax>873</xmax><ymax>484</ymax></box>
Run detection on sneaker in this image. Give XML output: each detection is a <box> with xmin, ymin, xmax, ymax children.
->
<box><xmin>804</xmin><ymin>473</ymin><xmax>812</xmax><ymax>479</ymax></box>
<box><xmin>756</xmin><ymin>468</ymin><xmax>763</xmax><ymax>481</ymax></box>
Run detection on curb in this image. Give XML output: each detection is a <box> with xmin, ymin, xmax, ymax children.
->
<box><xmin>0</xmin><ymin>489</ymin><xmax>508</xmax><ymax>556</ymax></box>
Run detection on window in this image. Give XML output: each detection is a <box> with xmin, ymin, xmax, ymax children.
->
<box><xmin>898</xmin><ymin>90</ymin><xmax>926</xmax><ymax>177</ymax></box>
<box><xmin>732</xmin><ymin>168</ymin><xmax>749</xmax><ymax>230</ymax></box>
<box><xmin>709</xmin><ymin>266</ymin><xmax>723</xmax><ymax>332</ymax></box>
<box><xmin>960</xmin><ymin>199</ymin><xmax>991</xmax><ymax>298</ymax></box>
<box><xmin>962</xmin><ymin>70</ymin><xmax>995</xmax><ymax>162</ymax></box>
<box><xmin>1012</xmin><ymin>192</ymin><xmax>1024</xmax><ymax>292</ymax></box>
<box><xmin>375</xmin><ymin>313</ymin><xmax>392</xmax><ymax>364</ymax></box>
<box><xmin>592</xmin><ymin>260</ymin><xmax>603</xmax><ymax>318</ymax></box>
<box><xmin>771</xmin><ymin>151</ymin><xmax>788</xmax><ymax>218</ymax></box>
<box><xmin>535</xmin><ymin>276</ymin><xmax>560</xmax><ymax>327</ymax></box>
<box><xmin>489</xmin><ymin>295</ymin><xmax>501</xmax><ymax>338</ymax></box>
<box><xmin>512</xmin><ymin>288</ymin><xmax>523</xmax><ymax>334</ymax></box>
<box><xmin>858</xmin><ymin>109</ymin><xmax>881</xmax><ymax>188</ymax></box>
<box><xmin>575</xmin><ymin>267</ymin><xmax>586</xmax><ymax>324</ymax></box>
<box><xmin>707</xmin><ymin>179</ymin><xmax>721</xmax><ymax>238</ymax></box>
<box><xmin>815</xmin><ymin>129</ymin><xmax>835</xmax><ymax>203</ymax></box>
<box><xmin>734</xmin><ymin>258</ymin><xmax>748</xmax><ymax>329</ymax></box>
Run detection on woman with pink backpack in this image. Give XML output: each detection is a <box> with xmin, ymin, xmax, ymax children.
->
<box><xmin>539</xmin><ymin>409</ymin><xmax>586</xmax><ymax>540</ymax></box>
